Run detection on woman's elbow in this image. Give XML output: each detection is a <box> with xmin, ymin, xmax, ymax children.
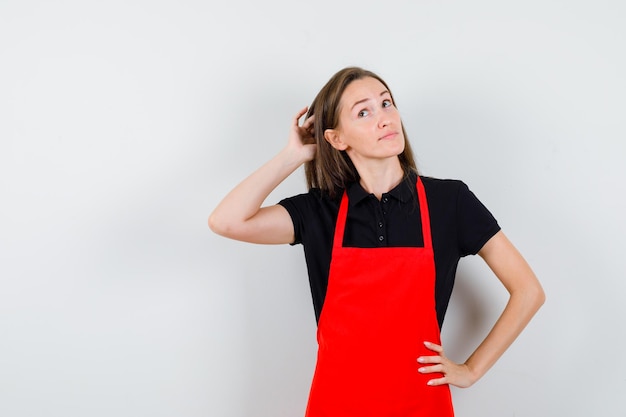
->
<box><xmin>209</xmin><ymin>212</ymin><xmax>251</xmax><ymax>241</ymax></box>
<box><xmin>536</xmin><ymin>283</ymin><xmax>546</xmax><ymax>309</ymax></box>
<box><xmin>208</xmin><ymin>212</ymin><xmax>231</xmax><ymax>237</ymax></box>
<box><xmin>528</xmin><ymin>279</ymin><xmax>546</xmax><ymax>311</ymax></box>
<box><xmin>512</xmin><ymin>275</ymin><xmax>546</xmax><ymax>314</ymax></box>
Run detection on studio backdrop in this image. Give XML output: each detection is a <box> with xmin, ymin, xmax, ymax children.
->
<box><xmin>1</xmin><ymin>1</ymin><xmax>624</xmax><ymax>416</ymax></box>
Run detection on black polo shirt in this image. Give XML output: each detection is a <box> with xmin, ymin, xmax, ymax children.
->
<box><xmin>278</xmin><ymin>173</ymin><xmax>500</xmax><ymax>328</ymax></box>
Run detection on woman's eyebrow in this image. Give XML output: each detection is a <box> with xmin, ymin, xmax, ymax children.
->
<box><xmin>350</xmin><ymin>90</ymin><xmax>390</xmax><ymax>110</ymax></box>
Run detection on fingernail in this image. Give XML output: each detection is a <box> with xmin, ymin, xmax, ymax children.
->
<box><xmin>418</xmin><ymin>367</ymin><xmax>425</xmax><ymax>373</ymax></box>
<box><xmin>417</xmin><ymin>357</ymin><xmax>425</xmax><ymax>363</ymax></box>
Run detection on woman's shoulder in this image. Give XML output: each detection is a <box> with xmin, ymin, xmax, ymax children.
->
<box><xmin>420</xmin><ymin>175</ymin><xmax>466</xmax><ymax>186</ymax></box>
<box><xmin>419</xmin><ymin>175</ymin><xmax>469</xmax><ymax>198</ymax></box>
<box><xmin>419</xmin><ymin>175</ymin><xmax>491</xmax><ymax>213</ymax></box>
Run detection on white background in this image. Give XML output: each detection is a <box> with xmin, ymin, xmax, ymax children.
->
<box><xmin>1</xmin><ymin>1</ymin><xmax>625</xmax><ymax>416</ymax></box>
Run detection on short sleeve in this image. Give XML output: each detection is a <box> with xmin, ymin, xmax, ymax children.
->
<box><xmin>456</xmin><ymin>182</ymin><xmax>501</xmax><ymax>256</ymax></box>
<box><xmin>278</xmin><ymin>194</ymin><xmax>309</xmax><ymax>245</ymax></box>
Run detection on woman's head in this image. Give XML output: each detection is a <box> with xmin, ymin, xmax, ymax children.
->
<box><xmin>305</xmin><ymin>67</ymin><xmax>417</xmax><ymax>197</ymax></box>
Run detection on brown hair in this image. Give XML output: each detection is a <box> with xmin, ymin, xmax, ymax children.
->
<box><xmin>305</xmin><ymin>67</ymin><xmax>418</xmax><ymax>198</ymax></box>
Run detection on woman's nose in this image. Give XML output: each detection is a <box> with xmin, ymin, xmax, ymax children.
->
<box><xmin>378</xmin><ymin>114</ymin><xmax>391</xmax><ymax>128</ymax></box>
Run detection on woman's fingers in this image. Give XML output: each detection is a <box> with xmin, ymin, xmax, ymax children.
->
<box><xmin>423</xmin><ymin>341</ymin><xmax>444</xmax><ymax>353</ymax></box>
<box><xmin>418</xmin><ymin>341</ymin><xmax>445</xmax><ymax>364</ymax></box>
<box><xmin>302</xmin><ymin>113</ymin><xmax>315</xmax><ymax>129</ymax></box>
<box><xmin>426</xmin><ymin>376</ymin><xmax>448</xmax><ymax>386</ymax></box>
<box><xmin>293</xmin><ymin>107</ymin><xmax>308</xmax><ymax>125</ymax></box>
<box><xmin>417</xmin><ymin>341</ymin><xmax>476</xmax><ymax>388</ymax></box>
<box><xmin>418</xmin><ymin>363</ymin><xmax>444</xmax><ymax>373</ymax></box>
<box><xmin>417</xmin><ymin>358</ymin><xmax>449</xmax><ymax>386</ymax></box>
<box><xmin>418</xmin><ymin>341</ymin><xmax>447</xmax><ymax>376</ymax></box>
<box><xmin>417</xmin><ymin>341</ymin><xmax>451</xmax><ymax>385</ymax></box>
<box><xmin>294</xmin><ymin>107</ymin><xmax>315</xmax><ymax>136</ymax></box>
<box><xmin>285</xmin><ymin>107</ymin><xmax>317</xmax><ymax>162</ymax></box>
<box><xmin>417</xmin><ymin>355</ymin><xmax>442</xmax><ymax>364</ymax></box>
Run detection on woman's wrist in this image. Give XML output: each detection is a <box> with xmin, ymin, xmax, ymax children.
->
<box><xmin>277</xmin><ymin>145</ymin><xmax>310</xmax><ymax>171</ymax></box>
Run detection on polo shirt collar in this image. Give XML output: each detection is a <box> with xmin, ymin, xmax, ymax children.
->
<box><xmin>346</xmin><ymin>171</ymin><xmax>417</xmax><ymax>207</ymax></box>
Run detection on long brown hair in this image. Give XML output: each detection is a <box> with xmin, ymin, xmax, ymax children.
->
<box><xmin>305</xmin><ymin>67</ymin><xmax>418</xmax><ymax>198</ymax></box>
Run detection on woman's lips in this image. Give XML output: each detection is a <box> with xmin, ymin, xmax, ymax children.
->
<box><xmin>379</xmin><ymin>131</ymin><xmax>398</xmax><ymax>140</ymax></box>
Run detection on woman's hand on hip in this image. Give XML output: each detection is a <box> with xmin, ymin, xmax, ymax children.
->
<box><xmin>417</xmin><ymin>341</ymin><xmax>477</xmax><ymax>388</ymax></box>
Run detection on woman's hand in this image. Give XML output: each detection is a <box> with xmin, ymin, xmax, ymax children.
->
<box><xmin>416</xmin><ymin>232</ymin><xmax>545</xmax><ymax>389</ymax></box>
<box><xmin>285</xmin><ymin>107</ymin><xmax>317</xmax><ymax>163</ymax></box>
<box><xmin>417</xmin><ymin>341</ymin><xmax>476</xmax><ymax>388</ymax></box>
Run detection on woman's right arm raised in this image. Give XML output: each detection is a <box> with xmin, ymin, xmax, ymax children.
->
<box><xmin>208</xmin><ymin>107</ymin><xmax>316</xmax><ymax>244</ymax></box>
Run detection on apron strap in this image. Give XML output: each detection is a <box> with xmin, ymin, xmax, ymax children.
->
<box><xmin>416</xmin><ymin>176</ymin><xmax>432</xmax><ymax>250</ymax></box>
<box><xmin>332</xmin><ymin>191</ymin><xmax>350</xmax><ymax>249</ymax></box>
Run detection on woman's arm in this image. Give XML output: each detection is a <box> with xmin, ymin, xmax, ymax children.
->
<box><xmin>418</xmin><ymin>230</ymin><xmax>545</xmax><ymax>387</ymax></box>
<box><xmin>208</xmin><ymin>108</ymin><xmax>316</xmax><ymax>244</ymax></box>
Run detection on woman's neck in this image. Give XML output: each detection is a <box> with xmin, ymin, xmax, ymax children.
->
<box><xmin>355</xmin><ymin>158</ymin><xmax>404</xmax><ymax>200</ymax></box>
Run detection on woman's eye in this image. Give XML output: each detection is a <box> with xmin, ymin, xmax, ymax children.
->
<box><xmin>382</xmin><ymin>99</ymin><xmax>392</xmax><ymax>108</ymax></box>
<box><xmin>358</xmin><ymin>109</ymin><xmax>369</xmax><ymax>117</ymax></box>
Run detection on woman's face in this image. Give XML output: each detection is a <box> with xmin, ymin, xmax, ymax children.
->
<box><xmin>324</xmin><ymin>77</ymin><xmax>405</xmax><ymax>166</ymax></box>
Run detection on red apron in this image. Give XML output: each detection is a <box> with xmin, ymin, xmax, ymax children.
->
<box><xmin>305</xmin><ymin>177</ymin><xmax>454</xmax><ymax>417</ymax></box>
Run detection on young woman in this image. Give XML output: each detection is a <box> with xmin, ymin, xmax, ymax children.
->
<box><xmin>209</xmin><ymin>67</ymin><xmax>545</xmax><ymax>416</ymax></box>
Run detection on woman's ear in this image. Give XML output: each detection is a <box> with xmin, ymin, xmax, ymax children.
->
<box><xmin>324</xmin><ymin>129</ymin><xmax>348</xmax><ymax>151</ymax></box>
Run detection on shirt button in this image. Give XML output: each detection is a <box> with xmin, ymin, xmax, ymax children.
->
<box><xmin>378</xmin><ymin>222</ymin><xmax>383</xmax><ymax>228</ymax></box>
<box><xmin>378</xmin><ymin>235</ymin><xmax>384</xmax><ymax>241</ymax></box>
<box><xmin>382</xmin><ymin>197</ymin><xmax>389</xmax><ymax>203</ymax></box>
